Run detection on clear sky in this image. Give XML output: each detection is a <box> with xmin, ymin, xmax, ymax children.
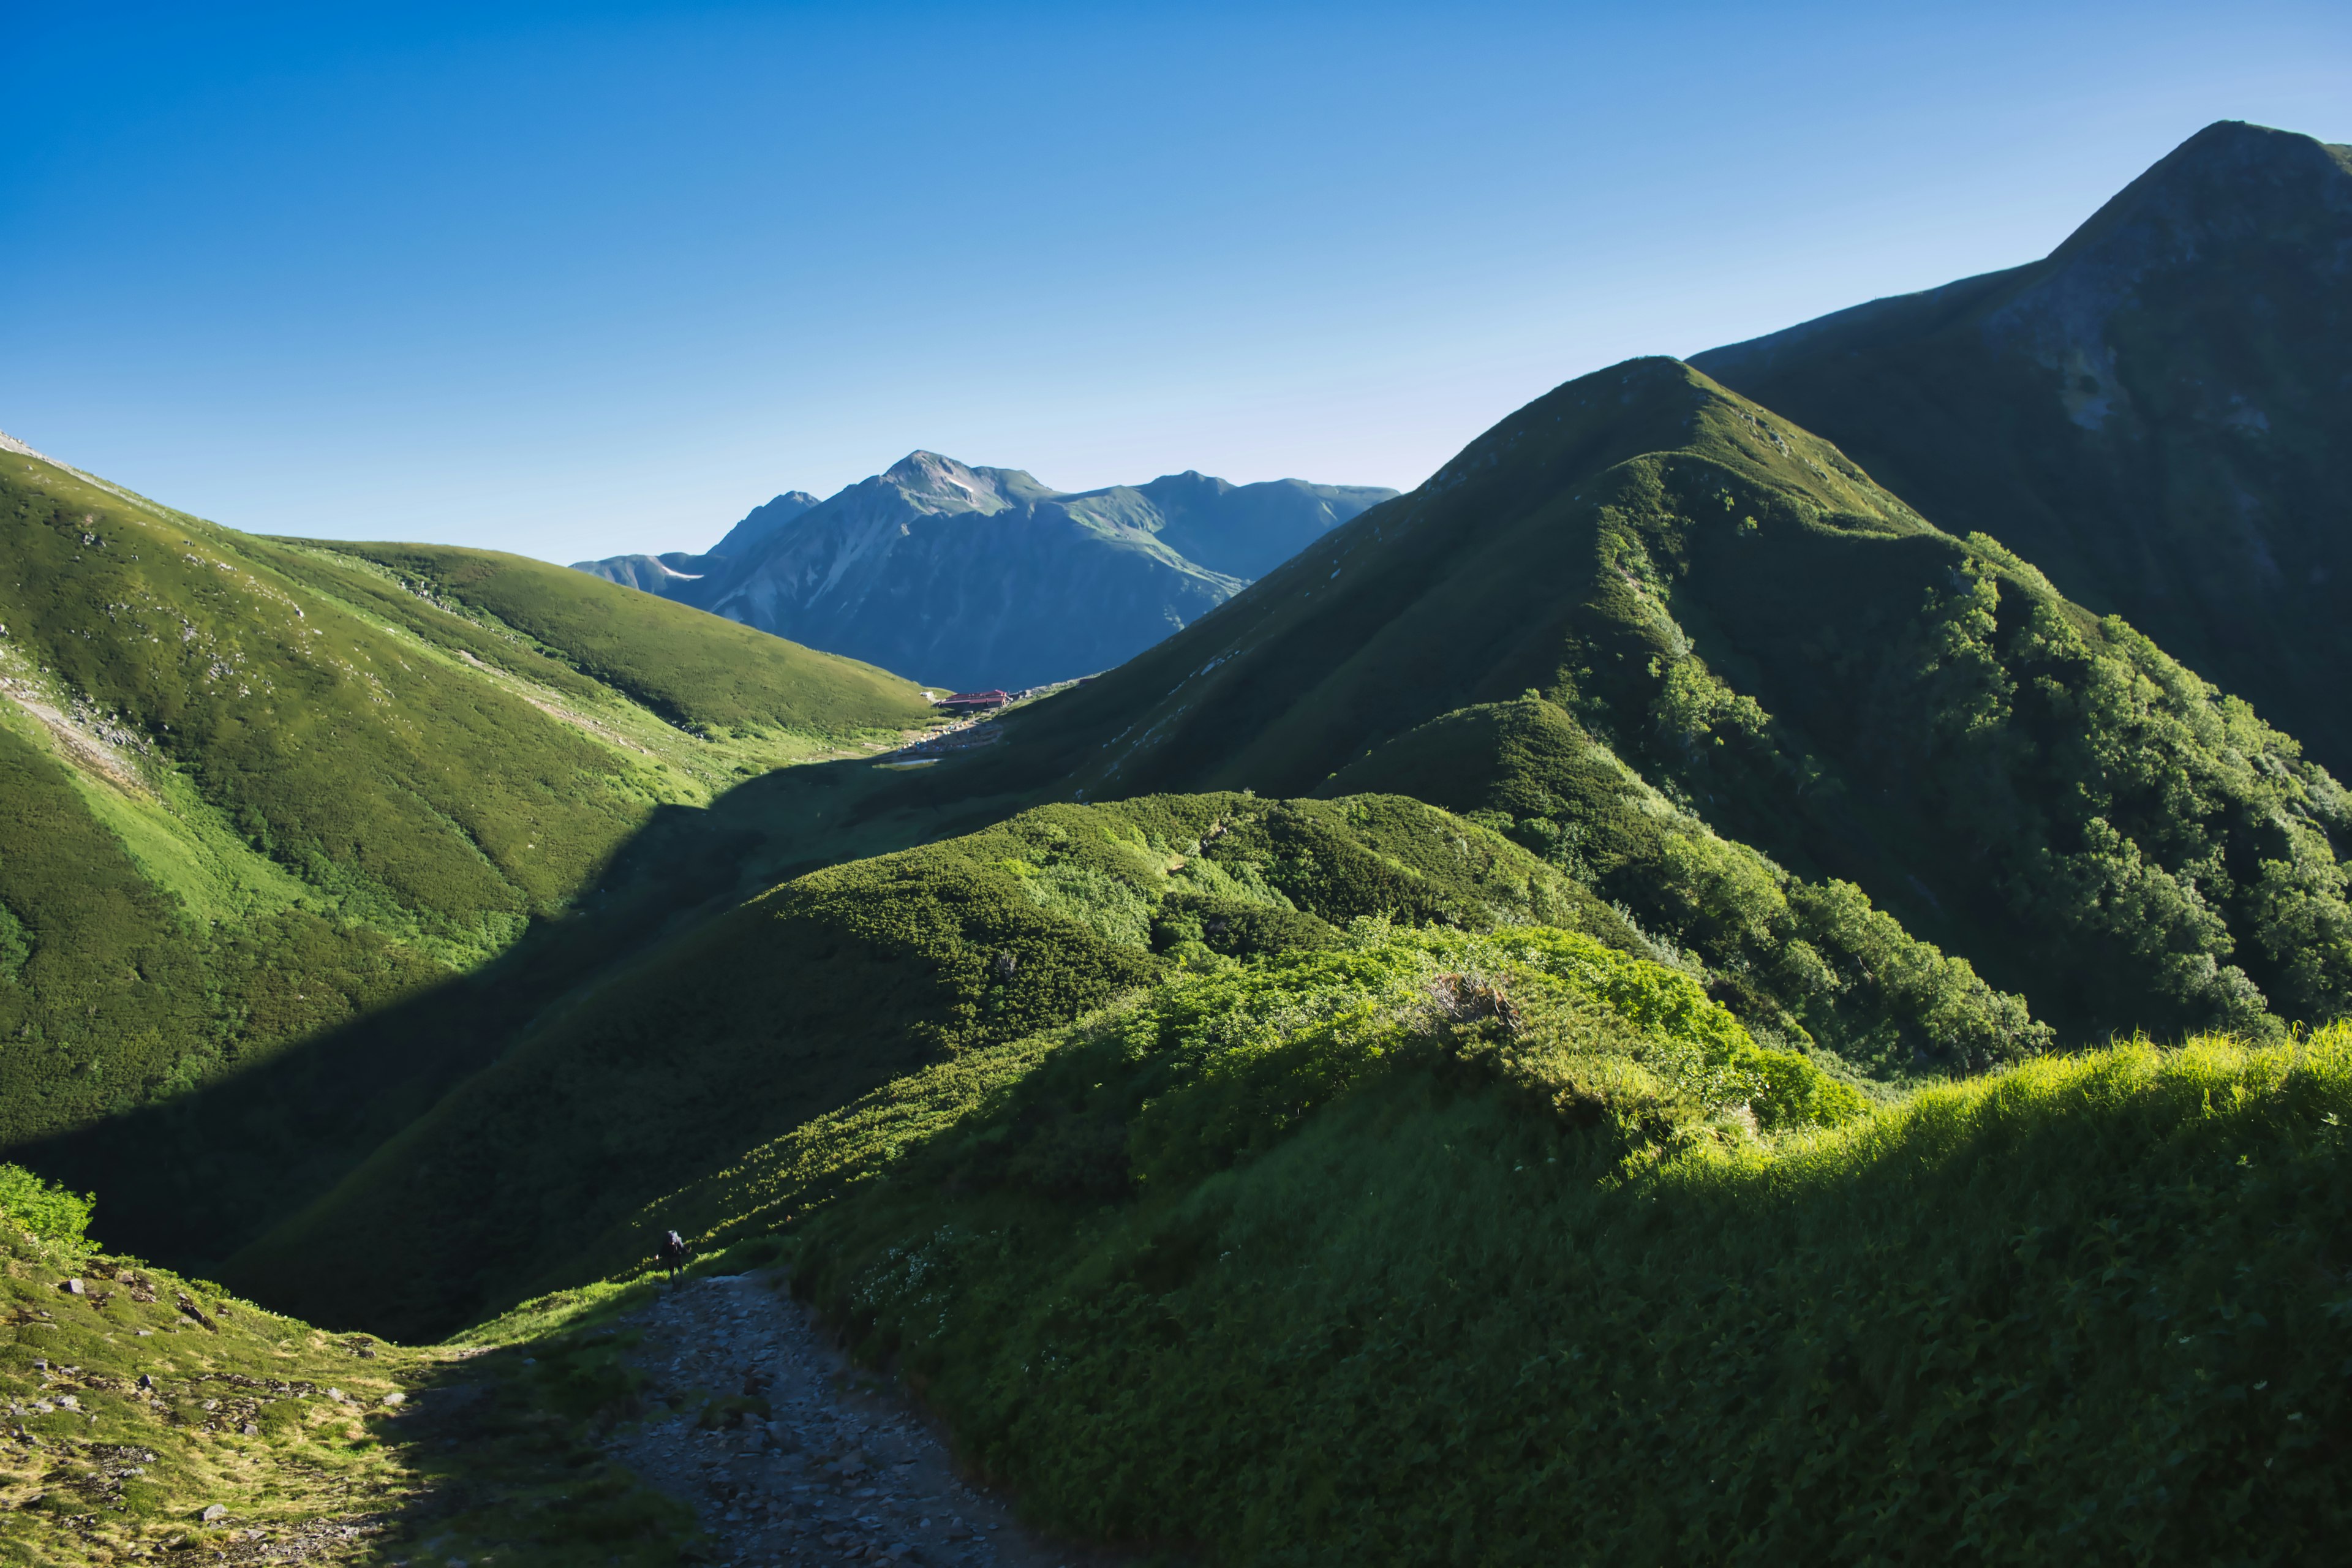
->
<box><xmin>4</xmin><ymin>1</ymin><xmax>2347</xmax><ymax>564</ymax></box>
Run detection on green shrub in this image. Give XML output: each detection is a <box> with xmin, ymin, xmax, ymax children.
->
<box><xmin>0</xmin><ymin>1163</ymin><xmax>91</xmax><ymax>1245</ymax></box>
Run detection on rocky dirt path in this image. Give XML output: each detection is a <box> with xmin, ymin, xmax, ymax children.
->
<box><xmin>607</xmin><ymin>1271</ymin><xmax>1126</xmax><ymax>1568</ymax></box>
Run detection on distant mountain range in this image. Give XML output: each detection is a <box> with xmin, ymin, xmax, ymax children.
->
<box><xmin>574</xmin><ymin>454</ymin><xmax>1396</xmax><ymax>689</ymax></box>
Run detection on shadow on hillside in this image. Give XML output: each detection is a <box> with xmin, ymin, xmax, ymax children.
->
<box><xmin>18</xmin><ymin>751</ymin><xmax>1022</xmax><ymax>1302</ymax></box>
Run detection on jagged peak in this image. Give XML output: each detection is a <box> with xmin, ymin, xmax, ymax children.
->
<box><xmin>875</xmin><ymin>450</ymin><xmax>1057</xmax><ymax>513</ymax></box>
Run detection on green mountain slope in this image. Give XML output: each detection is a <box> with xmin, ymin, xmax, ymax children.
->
<box><xmin>303</xmin><ymin>541</ymin><xmax>929</xmax><ymax>739</ymax></box>
<box><xmin>910</xmin><ymin>356</ymin><xmax>2350</xmax><ymax>1044</ymax></box>
<box><xmin>794</xmin><ymin>960</ymin><xmax>2352</xmax><ymax>1564</ymax></box>
<box><xmin>0</xmin><ymin>445</ymin><xmax>938</xmax><ymax>1260</ymax></box>
<box><xmin>223</xmin><ymin>791</ymin><xmax>1638</xmax><ymax>1338</ymax></box>
<box><xmin>1692</xmin><ymin>120</ymin><xmax>2352</xmax><ymax>775</ymax></box>
<box><xmin>1328</xmin><ymin>696</ymin><xmax>2047</xmax><ymax>1074</ymax></box>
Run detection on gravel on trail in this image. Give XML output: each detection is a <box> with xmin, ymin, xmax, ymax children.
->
<box><xmin>607</xmin><ymin>1270</ymin><xmax>1129</xmax><ymax>1568</ymax></box>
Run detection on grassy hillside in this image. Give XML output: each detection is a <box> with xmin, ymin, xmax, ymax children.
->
<box><xmin>297</xmin><ymin>540</ymin><xmax>934</xmax><ymax>739</ymax></box>
<box><xmin>224</xmin><ymin>791</ymin><xmax>1645</xmax><ymax>1338</ymax></box>
<box><xmin>0</xmin><ymin>1167</ymin><xmax>690</xmax><ymax>1567</ymax></box>
<box><xmin>1693</xmin><ymin>120</ymin><xmax>2352</xmax><ymax>778</ymax></box>
<box><xmin>789</xmin><ymin>952</ymin><xmax>2352</xmax><ymax>1565</ymax></box>
<box><xmin>0</xmin><ymin>449</ymin><xmax>938</xmax><ymax>1266</ymax></box>
<box><xmin>903</xmin><ymin>356</ymin><xmax>2350</xmax><ymax>1046</ymax></box>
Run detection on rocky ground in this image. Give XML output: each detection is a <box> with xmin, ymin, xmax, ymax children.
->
<box><xmin>607</xmin><ymin>1272</ymin><xmax>1126</xmax><ymax>1568</ymax></box>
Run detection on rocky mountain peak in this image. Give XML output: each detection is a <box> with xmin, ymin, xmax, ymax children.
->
<box><xmin>876</xmin><ymin>453</ymin><xmax>984</xmax><ymax>514</ymax></box>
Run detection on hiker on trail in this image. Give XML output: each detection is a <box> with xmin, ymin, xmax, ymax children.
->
<box><xmin>660</xmin><ymin>1229</ymin><xmax>689</xmax><ymax>1276</ymax></box>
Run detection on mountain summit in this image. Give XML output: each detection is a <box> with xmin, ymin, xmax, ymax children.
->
<box><xmin>575</xmin><ymin>456</ymin><xmax>1395</xmax><ymax>688</ymax></box>
<box><xmin>1692</xmin><ymin>119</ymin><xmax>2352</xmax><ymax>773</ymax></box>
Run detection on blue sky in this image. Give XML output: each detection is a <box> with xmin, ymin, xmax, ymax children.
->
<box><xmin>4</xmin><ymin>1</ymin><xmax>2347</xmax><ymax>563</ymax></box>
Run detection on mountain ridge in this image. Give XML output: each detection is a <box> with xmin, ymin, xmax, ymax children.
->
<box><xmin>1692</xmin><ymin>118</ymin><xmax>2352</xmax><ymax>775</ymax></box>
<box><xmin>889</xmin><ymin>353</ymin><xmax>2351</xmax><ymax>1044</ymax></box>
<box><xmin>574</xmin><ymin>453</ymin><xmax>1396</xmax><ymax>688</ymax></box>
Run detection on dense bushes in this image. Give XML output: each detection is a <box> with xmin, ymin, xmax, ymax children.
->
<box><xmin>1569</xmin><ymin>437</ymin><xmax>2352</xmax><ymax>1042</ymax></box>
<box><xmin>946</xmin><ymin>360</ymin><xmax>2348</xmax><ymax>1049</ymax></box>
<box><xmin>0</xmin><ymin>1162</ymin><xmax>91</xmax><ymax>1245</ymax></box>
<box><xmin>1332</xmin><ymin>697</ymin><xmax>2048</xmax><ymax>1074</ymax></box>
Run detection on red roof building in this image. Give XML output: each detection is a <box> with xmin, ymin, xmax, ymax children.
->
<box><xmin>938</xmin><ymin>689</ymin><xmax>1010</xmax><ymax>712</ymax></box>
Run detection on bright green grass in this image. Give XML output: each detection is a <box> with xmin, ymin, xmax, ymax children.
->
<box><xmin>785</xmin><ymin>935</ymin><xmax>2352</xmax><ymax>1566</ymax></box>
<box><xmin>271</xmin><ymin>539</ymin><xmax>940</xmax><ymax>741</ymax></box>
<box><xmin>0</xmin><ymin>451</ymin><xmax>946</xmax><ymax>1283</ymax></box>
<box><xmin>1331</xmin><ymin>694</ymin><xmax>2049</xmax><ymax>1077</ymax></box>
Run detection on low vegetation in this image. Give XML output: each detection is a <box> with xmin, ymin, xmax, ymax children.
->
<box><xmin>0</xmin><ymin>128</ymin><xmax>2342</xmax><ymax>1566</ymax></box>
<box><xmin>224</xmin><ymin>791</ymin><xmax>1633</xmax><ymax>1338</ymax></box>
<box><xmin>789</xmin><ymin>954</ymin><xmax>2352</xmax><ymax>1565</ymax></box>
<box><xmin>0</xmin><ymin>1164</ymin><xmax>691</xmax><ymax>1567</ymax></box>
<box><xmin>1332</xmin><ymin>695</ymin><xmax>2048</xmax><ymax>1076</ymax></box>
<box><xmin>296</xmin><ymin>540</ymin><xmax>933</xmax><ymax>739</ymax></box>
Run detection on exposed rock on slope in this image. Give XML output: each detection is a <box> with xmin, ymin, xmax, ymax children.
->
<box><xmin>697</xmin><ymin>451</ymin><xmax>1243</xmax><ymax>692</ymax></box>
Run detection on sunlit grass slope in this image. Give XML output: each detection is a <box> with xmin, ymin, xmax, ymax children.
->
<box><xmin>0</xmin><ymin>1168</ymin><xmax>690</xmax><ymax>1568</ymax></box>
<box><xmin>288</xmin><ymin>540</ymin><xmax>935</xmax><ymax>739</ymax></box>
<box><xmin>0</xmin><ymin>449</ymin><xmax>935</xmax><ymax>1256</ymax></box>
<box><xmin>789</xmin><ymin>944</ymin><xmax>2352</xmax><ymax>1566</ymax></box>
<box><xmin>921</xmin><ymin>356</ymin><xmax>2350</xmax><ymax>1047</ymax></box>
<box><xmin>1330</xmin><ymin>694</ymin><xmax>2047</xmax><ymax>1076</ymax></box>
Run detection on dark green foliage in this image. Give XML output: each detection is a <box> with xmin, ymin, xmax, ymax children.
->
<box><xmin>1553</xmin><ymin>440</ymin><xmax>2350</xmax><ymax>1039</ymax></box>
<box><xmin>797</xmin><ymin>940</ymin><xmax>2352</xmax><ymax>1566</ymax></box>
<box><xmin>1696</xmin><ymin>121</ymin><xmax>2352</xmax><ymax>778</ymax></box>
<box><xmin>935</xmin><ymin>356</ymin><xmax>2348</xmax><ymax>1046</ymax></box>
<box><xmin>1331</xmin><ymin>696</ymin><xmax>2048</xmax><ymax>1074</ymax></box>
